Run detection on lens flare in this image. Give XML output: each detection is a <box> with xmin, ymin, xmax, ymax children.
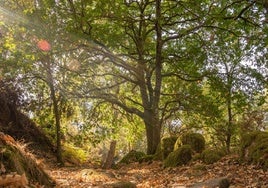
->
<box><xmin>37</xmin><ymin>39</ymin><xmax>51</xmax><ymax>51</ymax></box>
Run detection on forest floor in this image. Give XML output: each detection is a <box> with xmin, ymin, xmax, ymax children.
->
<box><xmin>45</xmin><ymin>155</ymin><xmax>268</xmax><ymax>188</ymax></box>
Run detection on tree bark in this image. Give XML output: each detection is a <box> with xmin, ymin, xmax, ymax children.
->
<box><xmin>144</xmin><ymin>110</ymin><xmax>161</xmax><ymax>155</ymax></box>
<box><xmin>145</xmin><ymin>123</ymin><xmax>161</xmax><ymax>155</ymax></box>
<box><xmin>103</xmin><ymin>140</ymin><xmax>116</xmax><ymax>169</ymax></box>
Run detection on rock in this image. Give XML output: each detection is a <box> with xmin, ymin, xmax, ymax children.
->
<box><xmin>163</xmin><ymin>145</ymin><xmax>192</xmax><ymax>167</ymax></box>
<box><xmin>175</xmin><ymin>132</ymin><xmax>205</xmax><ymax>153</ymax></box>
<box><xmin>240</xmin><ymin>131</ymin><xmax>268</xmax><ymax>169</ymax></box>
<box><xmin>161</xmin><ymin>136</ymin><xmax>178</xmax><ymax>159</ymax></box>
<box><xmin>119</xmin><ymin>150</ymin><xmax>146</xmax><ymax>164</ymax></box>
<box><xmin>110</xmin><ymin>181</ymin><xmax>136</xmax><ymax>188</ymax></box>
<box><xmin>188</xmin><ymin>177</ymin><xmax>230</xmax><ymax>188</ymax></box>
<box><xmin>201</xmin><ymin>148</ymin><xmax>225</xmax><ymax>164</ymax></box>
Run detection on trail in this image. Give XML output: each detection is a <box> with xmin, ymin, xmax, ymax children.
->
<box><xmin>46</xmin><ymin>155</ymin><xmax>268</xmax><ymax>188</ymax></box>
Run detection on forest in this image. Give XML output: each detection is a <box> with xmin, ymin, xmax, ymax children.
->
<box><xmin>0</xmin><ymin>0</ymin><xmax>268</xmax><ymax>187</ymax></box>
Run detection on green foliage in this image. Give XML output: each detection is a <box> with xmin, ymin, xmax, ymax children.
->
<box><xmin>119</xmin><ymin>150</ymin><xmax>146</xmax><ymax>164</ymax></box>
<box><xmin>161</xmin><ymin>136</ymin><xmax>178</xmax><ymax>160</ymax></box>
<box><xmin>62</xmin><ymin>144</ymin><xmax>88</xmax><ymax>165</ymax></box>
<box><xmin>200</xmin><ymin>149</ymin><xmax>225</xmax><ymax>164</ymax></box>
<box><xmin>240</xmin><ymin>131</ymin><xmax>268</xmax><ymax>169</ymax></box>
<box><xmin>163</xmin><ymin>145</ymin><xmax>192</xmax><ymax>168</ymax></box>
<box><xmin>175</xmin><ymin>133</ymin><xmax>205</xmax><ymax>153</ymax></box>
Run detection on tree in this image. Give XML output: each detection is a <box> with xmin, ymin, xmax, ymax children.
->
<box><xmin>54</xmin><ymin>0</ymin><xmax>182</xmax><ymax>154</ymax></box>
<box><xmin>0</xmin><ymin>0</ymin><xmax>66</xmax><ymax>164</ymax></box>
<box><xmin>51</xmin><ymin>0</ymin><xmax>268</xmax><ymax>154</ymax></box>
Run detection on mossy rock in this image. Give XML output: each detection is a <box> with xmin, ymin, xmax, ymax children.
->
<box><xmin>62</xmin><ymin>144</ymin><xmax>88</xmax><ymax>165</ymax></box>
<box><xmin>240</xmin><ymin>131</ymin><xmax>268</xmax><ymax>153</ymax></box>
<box><xmin>201</xmin><ymin>148</ymin><xmax>224</xmax><ymax>164</ymax></box>
<box><xmin>175</xmin><ymin>132</ymin><xmax>205</xmax><ymax>153</ymax></box>
<box><xmin>139</xmin><ymin>154</ymin><xmax>154</xmax><ymax>163</ymax></box>
<box><xmin>161</xmin><ymin>136</ymin><xmax>178</xmax><ymax>159</ymax></box>
<box><xmin>163</xmin><ymin>145</ymin><xmax>192</xmax><ymax>167</ymax></box>
<box><xmin>119</xmin><ymin>150</ymin><xmax>146</xmax><ymax>164</ymax></box>
<box><xmin>240</xmin><ymin>131</ymin><xmax>268</xmax><ymax>169</ymax></box>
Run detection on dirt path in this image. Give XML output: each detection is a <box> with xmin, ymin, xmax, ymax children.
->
<box><xmin>47</xmin><ymin>155</ymin><xmax>268</xmax><ymax>188</ymax></box>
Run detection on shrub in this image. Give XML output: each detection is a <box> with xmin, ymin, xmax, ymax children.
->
<box><xmin>163</xmin><ymin>145</ymin><xmax>192</xmax><ymax>167</ymax></box>
<box><xmin>240</xmin><ymin>131</ymin><xmax>268</xmax><ymax>169</ymax></box>
<box><xmin>119</xmin><ymin>150</ymin><xmax>146</xmax><ymax>164</ymax></box>
<box><xmin>161</xmin><ymin>136</ymin><xmax>178</xmax><ymax>159</ymax></box>
<box><xmin>175</xmin><ymin>133</ymin><xmax>205</xmax><ymax>153</ymax></box>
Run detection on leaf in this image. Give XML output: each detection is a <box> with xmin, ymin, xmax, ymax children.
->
<box><xmin>0</xmin><ymin>163</ymin><xmax>6</xmax><ymax>174</ymax></box>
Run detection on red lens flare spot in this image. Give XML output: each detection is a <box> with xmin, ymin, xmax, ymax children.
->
<box><xmin>37</xmin><ymin>39</ymin><xmax>51</xmax><ymax>51</ymax></box>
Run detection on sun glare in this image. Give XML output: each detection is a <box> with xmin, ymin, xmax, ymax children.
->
<box><xmin>37</xmin><ymin>39</ymin><xmax>51</xmax><ymax>51</ymax></box>
<box><xmin>0</xmin><ymin>6</ymin><xmax>26</xmax><ymax>24</ymax></box>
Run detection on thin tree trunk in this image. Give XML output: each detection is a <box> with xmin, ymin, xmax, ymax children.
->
<box><xmin>103</xmin><ymin>140</ymin><xmax>116</xmax><ymax>169</ymax></box>
<box><xmin>46</xmin><ymin>56</ymin><xmax>63</xmax><ymax>166</ymax></box>
<box><xmin>226</xmin><ymin>73</ymin><xmax>233</xmax><ymax>154</ymax></box>
<box><xmin>226</xmin><ymin>95</ymin><xmax>232</xmax><ymax>153</ymax></box>
<box><xmin>50</xmin><ymin>84</ymin><xmax>63</xmax><ymax>165</ymax></box>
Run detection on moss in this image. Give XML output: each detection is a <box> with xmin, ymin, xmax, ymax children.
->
<box><xmin>192</xmin><ymin>153</ymin><xmax>202</xmax><ymax>161</ymax></box>
<box><xmin>201</xmin><ymin>149</ymin><xmax>223</xmax><ymax>164</ymax></box>
<box><xmin>153</xmin><ymin>143</ymin><xmax>162</xmax><ymax>161</ymax></box>
<box><xmin>62</xmin><ymin>144</ymin><xmax>88</xmax><ymax>164</ymax></box>
<box><xmin>163</xmin><ymin>145</ymin><xmax>192</xmax><ymax>167</ymax></box>
<box><xmin>139</xmin><ymin>155</ymin><xmax>154</xmax><ymax>163</ymax></box>
<box><xmin>119</xmin><ymin>150</ymin><xmax>146</xmax><ymax>164</ymax></box>
<box><xmin>161</xmin><ymin>136</ymin><xmax>178</xmax><ymax>159</ymax></box>
<box><xmin>240</xmin><ymin>131</ymin><xmax>261</xmax><ymax>150</ymax></box>
<box><xmin>241</xmin><ymin>131</ymin><xmax>268</xmax><ymax>169</ymax></box>
<box><xmin>175</xmin><ymin>133</ymin><xmax>205</xmax><ymax>153</ymax></box>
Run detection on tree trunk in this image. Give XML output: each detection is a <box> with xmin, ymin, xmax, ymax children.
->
<box><xmin>226</xmin><ymin>97</ymin><xmax>232</xmax><ymax>153</ymax></box>
<box><xmin>50</xmin><ymin>83</ymin><xmax>63</xmax><ymax>165</ymax></box>
<box><xmin>46</xmin><ymin>56</ymin><xmax>63</xmax><ymax>166</ymax></box>
<box><xmin>103</xmin><ymin>140</ymin><xmax>116</xmax><ymax>169</ymax></box>
<box><xmin>143</xmin><ymin>0</ymin><xmax>162</xmax><ymax>155</ymax></box>
<box><xmin>145</xmin><ymin>123</ymin><xmax>161</xmax><ymax>155</ymax></box>
<box><xmin>226</xmin><ymin>73</ymin><xmax>233</xmax><ymax>154</ymax></box>
<box><xmin>144</xmin><ymin>110</ymin><xmax>161</xmax><ymax>155</ymax></box>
